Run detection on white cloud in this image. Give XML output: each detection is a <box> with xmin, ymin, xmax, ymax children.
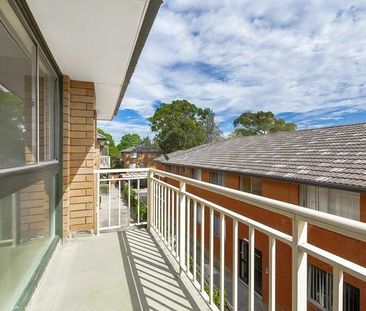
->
<box><xmin>117</xmin><ymin>1</ymin><xmax>366</xmax><ymax>133</ymax></box>
<box><xmin>97</xmin><ymin>120</ymin><xmax>152</xmax><ymax>143</ymax></box>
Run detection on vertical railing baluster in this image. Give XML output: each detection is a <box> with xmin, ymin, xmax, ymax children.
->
<box><xmin>200</xmin><ymin>205</ymin><xmax>205</xmax><ymax>293</ymax></box>
<box><xmin>168</xmin><ymin>187</ymin><xmax>171</xmax><ymax>250</ymax></box>
<box><xmin>193</xmin><ymin>201</ymin><xmax>197</xmax><ymax>283</ymax></box>
<box><xmin>96</xmin><ymin>173</ymin><xmax>100</xmax><ymax>234</ymax></box>
<box><xmin>160</xmin><ymin>184</ymin><xmax>163</xmax><ymax>236</ymax></box>
<box><xmin>172</xmin><ymin>190</ymin><xmax>175</xmax><ymax>255</ymax></box>
<box><xmin>137</xmin><ymin>179</ymin><xmax>140</xmax><ymax>224</ymax></box>
<box><xmin>179</xmin><ymin>181</ymin><xmax>186</xmax><ymax>276</ymax></box>
<box><xmin>269</xmin><ymin>236</ymin><xmax>276</xmax><ymax>311</ymax></box>
<box><xmin>164</xmin><ymin>186</ymin><xmax>167</xmax><ymax>243</ymax></box>
<box><xmin>333</xmin><ymin>267</ymin><xmax>344</xmax><ymax>311</ymax></box>
<box><xmin>209</xmin><ymin>207</ymin><xmax>214</xmax><ymax>305</ymax></box>
<box><xmin>232</xmin><ymin>219</ymin><xmax>238</xmax><ymax>311</ymax></box>
<box><xmin>186</xmin><ymin>197</ymin><xmax>191</xmax><ymax>273</ymax></box>
<box><xmin>292</xmin><ymin>217</ymin><xmax>308</xmax><ymax>311</ymax></box>
<box><xmin>176</xmin><ymin>190</ymin><xmax>179</xmax><ymax>258</ymax></box>
<box><xmin>108</xmin><ymin>179</ymin><xmax>111</xmax><ymax>227</ymax></box>
<box><xmin>248</xmin><ymin>226</ymin><xmax>255</xmax><ymax>311</ymax></box>
<box><xmin>158</xmin><ymin>184</ymin><xmax>161</xmax><ymax>235</ymax></box>
<box><xmin>128</xmin><ymin>179</ymin><xmax>131</xmax><ymax>227</ymax></box>
<box><xmin>118</xmin><ymin>180</ymin><xmax>121</xmax><ymax>227</ymax></box>
<box><xmin>219</xmin><ymin>212</ymin><xmax>225</xmax><ymax>311</ymax></box>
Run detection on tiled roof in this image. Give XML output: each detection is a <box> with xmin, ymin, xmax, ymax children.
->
<box><xmin>121</xmin><ymin>144</ymin><xmax>161</xmax><ymax>153</ymax></box>
<box><xmin>156</xmin><ymin>123</ymin><xmax>366</xmax><ymax>190</ymax></box>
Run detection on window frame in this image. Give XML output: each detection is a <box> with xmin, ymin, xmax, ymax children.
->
<box><xmin>0</xmin><ymin>0</ymin><xmax>62</xmax><ymax>197</ymax></box>
<box><xmin>300</xmin><ymin>184</ymin><xmax>360</xmax><ymax>221</ymax></box>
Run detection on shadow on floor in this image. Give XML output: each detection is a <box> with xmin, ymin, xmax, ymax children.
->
<box><xmin>117</xmin><ymin>228</ymin><xmax>201</xmax><ymax>311</ymax></box>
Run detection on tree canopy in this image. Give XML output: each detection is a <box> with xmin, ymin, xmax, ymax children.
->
<box><xmin>200</xmin><ymin>108</ymin><xmax>223</xmax><ymax>144</ymax></box>
<box><xmin>232</xmin><ymin>111</ymin><xmax>297</xmax><ymax>136</ymax></box>
<box><xmin>117</xmin><ymin>133</ymin><xmax>142</xmax><ymax>151</ymax></box>
<box><xmin>97</xmin><ymin>128</ymin><xmax>120</xmax><ymax>167</ymax></box>
<box><xmin>148</xmin><ymin>100</ymin><xmax>209</xmax><ymax>153</ymax></box>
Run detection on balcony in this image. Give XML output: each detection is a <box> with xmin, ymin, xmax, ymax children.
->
<box><xmin>28</xmin><ymin>168</ymin><xmax>366</xmax><ymax>311</ymax></box>
<box><xmin>100</xmin><ymin>155</ymin><xmax>111</xmax><ymax>169</ymax></box>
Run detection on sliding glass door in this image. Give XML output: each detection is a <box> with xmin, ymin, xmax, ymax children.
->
<box><xmin>0</xmin><ymin>1</ymin><xmax>61</xmax><ymax>309</ymax></box>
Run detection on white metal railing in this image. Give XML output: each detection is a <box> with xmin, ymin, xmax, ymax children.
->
<box><xmin>94</xmin><ymin>168</ymin><xmax>148</xmax><ymax>232</ymax></box>
<box><xmin>100</xmin><ymin>155</ymin><xmax>111</xmax><ymax>168</ymax></box>
<box><xmin>147</xmin><ymin>168</ymin><xmax>366</xmax><ymax>311</ymax></box>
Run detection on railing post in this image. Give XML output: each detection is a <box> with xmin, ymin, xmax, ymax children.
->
<box><xmin>292</xmin><ymin>216</ymin><xmax>308</xmax><ymax>311</ymax></box>
<box><xmin>96</xmin><ymin>172</ymin><xmax>100</xmax><ymax>234</ymax></box>
<box><xmin>179</xmin><ymin>180</ymin><xmax>186</xmax><ymax>276</ymax></box>
<box><xmin>147</xmin><ymin>170</ymin><xmax>154</xmax><ymax>230</ymax></box>
<box><xmin>333</xmin><ymin>267</ymin><xmax>344</xmax><ymax>311</ymax></box>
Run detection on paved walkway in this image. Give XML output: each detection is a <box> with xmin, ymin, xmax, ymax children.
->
<box><xmin>99</xmin><ymin>184</ymin><xmax>147</xmax><ymax>229</ymax></box>
<box><xmin>27</xmin><ymin>229</ymin><xmax>209</xmax><ymax>311</ymax></box>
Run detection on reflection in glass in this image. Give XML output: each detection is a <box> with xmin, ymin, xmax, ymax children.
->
<box><xmin>0</xmin><ymin>176</ymin><xmax>55</xmax><ymax>309</ymax></box>
<box><xmin>0</xmin><ymin>19</ymin><xmax>36</xmax><ymax>169</ymax></box>
<box><xmin>39</xmin><ymin>56</ymin><xmax>56</xmax><ymax>161</ymax></box>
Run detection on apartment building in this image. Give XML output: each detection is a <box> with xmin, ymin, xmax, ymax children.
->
<box><xmin>156</xmin><ymin>123</ymin><xmax>366</xmax><ymax>311</ymax></box>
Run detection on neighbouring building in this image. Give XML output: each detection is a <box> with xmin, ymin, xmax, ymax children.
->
<box><xmin>0</xmin><ymin>0</ymin><xmax>161</xmax><ymax>309</ymax></box>
<box><xmin>155</xmin><ymin>123</ymin><xmax>366</xmax><ymax>311</ymax></box>
<box><xmin>96</xmin><ymin>133</ymin><xmax>110</xmax><ymax>168</ymax></box>
<box><xmin>121</xmin><ymin>144</ymin><xmax>161</xmax><ymax>168</ymax></box>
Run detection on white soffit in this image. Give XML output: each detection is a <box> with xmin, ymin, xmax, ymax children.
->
<box><xmin>26</xmin><ymin>0</ymin><xmax>159</xmax><ymax>120</ymax></box>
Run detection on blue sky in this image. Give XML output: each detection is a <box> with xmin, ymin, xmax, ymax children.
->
<box><xmin>98</xmin><ymin>1</ymin><xmax>366</xmax><ymax>142</ymax></box>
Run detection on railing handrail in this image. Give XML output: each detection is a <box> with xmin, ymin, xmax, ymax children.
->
<box><xmin>94</xmin><ymin>167</ymin><xmax>149</xmax><ymax>174</ymax></box>
<box><xmin>150</xmin><ymin>168</ymin><xmax>366</xmax><ymax>241</ymax></box>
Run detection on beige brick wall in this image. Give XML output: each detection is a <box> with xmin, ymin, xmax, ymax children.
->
<box><xmin>63</xmin><ymin>77</ymin><xmax>97</xmax><ymax>237</ymax></box>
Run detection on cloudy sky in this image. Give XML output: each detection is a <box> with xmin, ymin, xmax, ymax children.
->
<box><xmin>98</xmin><ymin>0</ymin><xmax>366</xmax><ymax>142</ymax></box>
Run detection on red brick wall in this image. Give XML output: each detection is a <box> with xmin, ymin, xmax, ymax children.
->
<box><xmin>155</xmin><ymin>162</ymin><xmax>366</xmax><ymax>311</ymax></box>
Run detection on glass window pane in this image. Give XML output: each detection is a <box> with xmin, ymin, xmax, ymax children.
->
<box><xmin>251</xmin><ymin>177</ymin><xmax>262</xmax><ymax>195</ymax></box>
<box><xmin>39</xmin><ymin>55</ymin><xmax>56</xmax><ymax>161</ymax></box>
<box><xmin>0</xmin><ymin>175</ymin><xmax>56</xmax><ymax>309</ymax></box>
<box><xmin>0</xmin><ymin>18</ymin><xmax>37</xmax><ymax>169</ymax></box>
<box><xmin>240</xmin><ymin>176</ymin><xmax>251</xmax><ymax>192</ymax></box>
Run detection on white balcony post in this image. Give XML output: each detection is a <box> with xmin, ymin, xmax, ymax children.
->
<box><xmin>219</xmin><ymin>212</ymin><xmax>225</xmax><ymax>311</ymax></box>
<box><xmin>96</xmin><ymin>172</ymin><xmax>100</xmax><ymax>234</ymax></box>
<box><xmin>248</xmin><ymin>226</ymin><xmax>255</xmax><ymax>311</ymax></box>
<box><xmin>232</xmin><ymin>219</ymin><xmax>238</xmax><ymax>311</ymax></box>
<box><xmin>179</xmin><ymin>181</ymin><xmax>186</xmax><ymax>276</ymax></box>
<box><xmin>268</xmin><ymin>237</ymin><xmax>276</xmax><ymax>311</ymax></box>
<box><xmin>333</xmin><ymin>267</ymin><xmax>344</xmax><ymax>311</ymax></box>
<box><xmin>147</xmin><ymin>170</ymin><xmax>154</xmax><ymax>230</ymax></box>
<box><xmin>292</xmin><ymin>216</ymin><xmax>308</xmax><ymax>311</ymax></box>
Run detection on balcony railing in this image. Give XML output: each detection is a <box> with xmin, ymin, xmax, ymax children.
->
<box><xmin>95</xmin><ymin>168</ymin><xmax>366</xmax><ymax>311</ymax></box>
<box><xmin>100</xmin><ymin>155</ymin><xmax>111</xmax><ymax>168</ymax></box>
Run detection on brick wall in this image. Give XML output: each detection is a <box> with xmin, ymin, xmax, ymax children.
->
<box><xmin>157</xmin><ymin>162</ymin><xmax>366</xmax><ymax>311</ymax></box>
<box><xmin>62</xmin><ymin>77</ymin><xmax>97</xmax><ymax>237</ymax></box>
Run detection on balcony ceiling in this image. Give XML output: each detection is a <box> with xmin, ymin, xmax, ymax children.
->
<box><xmin>26</xmin><ymin>0</ymin><xmax>161</xmax><ymax>120</ymax></box>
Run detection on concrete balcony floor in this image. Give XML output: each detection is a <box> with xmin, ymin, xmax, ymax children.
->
<box><xmin>27</xmin><ymin>228</ymin><xmax>209</xmax><ymax>311</ymax></box>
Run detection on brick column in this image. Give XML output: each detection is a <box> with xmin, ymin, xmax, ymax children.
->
<box><xmin>62</xmin><ymin>78</ymin><xmax>97</xmax><ymax>237</ymax></box>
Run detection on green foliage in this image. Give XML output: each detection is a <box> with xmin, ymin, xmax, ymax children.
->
<box><xmin>0</xmin><ymin>89</ymin><xmax>26</xmax><ymax>165</ymax></box>
<box><xmin>204</xmin><ymin>284</ymin><xmax>228</xmax><ymax>308</ymax></box>
<box><xmin>97</xmin><ymin>128</ymin><xmax>115</xmax><ymax>146</ymax></box>
<box><xmin>117</xmin><ymin>133</ymin><xmax>142</xmax><ymax>151</ymax></box>
<box><xmin>200</xmin><ymin>108</ymin><xmax>223</xmax><ymax>143</ymax></box>
<box><xmin>97</xmin><ymin>128</ymin><xmax>121</xmax><ymax>168</ymax></box>
<box><xmin>122</xmin><ymin>185</ymin><xmax>147</xmax><ymax>222</ymax></box>
<box><xmin>232</xmin><ymin>111</ymin><xmax>297</xmax><ymax>136</ymax></box>
<box><xmin>148</xmin><ymin>99</ymin><xmax>207</xmax><ymax>153</ymax></box>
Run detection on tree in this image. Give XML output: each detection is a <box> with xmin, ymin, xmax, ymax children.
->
<box><xmin>200</xmin><ymin>108</ymin><xmax>223</xmax><ymax>143</ymax></box>
<box><xmin>148</xmin><ymin>100</ymin><xmax>207</xmax><ymax>153</ymax></box>
<box><xmin>117</xmin><ymin>133</ymin><xmax>142</xmax><ymax>151</ymax></box>
<box><xmin>97</xmin><ymin>128</ymin><xmax>121</xmax><ymax>168</ymax></box>
<box><xmin>97</xmin><ymin>128</ymin><xmax>114</xmax><ymax>146</ymax></box>
<box><xmin>232</xmin><ymin>111</ymin><xmax>297</xmax><ymax>136</ymax></box>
